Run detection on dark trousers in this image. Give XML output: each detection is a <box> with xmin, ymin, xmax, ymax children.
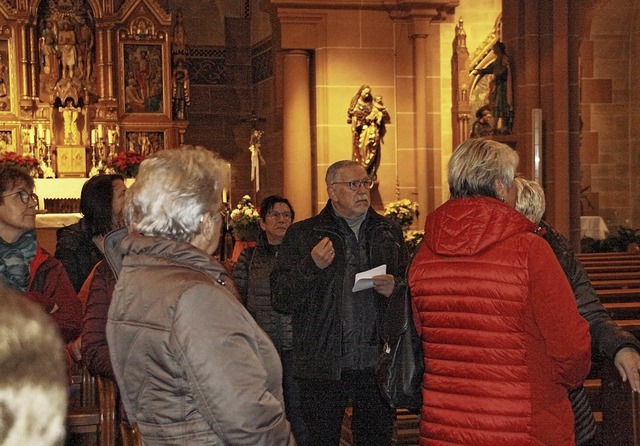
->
<box><xmin>281</xmin><ymin>350</ymin><xmax>309</xmax><ymax>446</ymax></box>
<box><xmin>298</xmin><ymin>368</ymin><xmax>394</xmax><ymax>446</ymax></box>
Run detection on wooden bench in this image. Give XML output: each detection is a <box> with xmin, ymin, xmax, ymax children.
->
<box><xmin>603</xmin><ymin>302</ymin><xmax>640</xmax><ymax>320</ymax></box>
<box><xmin>595</xmin><ymin>288</ymin><xmax>640</xmax><ymax>303</ymax></box>
<box><xmin>592</xmin><ymin>279</ymin><xmax>640</xmax><ymax>290</ymax></box>
<box><xmin>583</xmin><ymin>264</ymin><xmax>640</xmax><ymax>274</ymax></box>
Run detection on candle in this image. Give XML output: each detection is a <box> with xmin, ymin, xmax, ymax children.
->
<box><xmin>91</xmin><ymin>129</ymin><xmax>96</xmax><ymax>145</ymax></box>
<box><xmin>107</xmin><ymin>130</ymin><xmax>114</xmax><ymax>145</ymax></box>
<box><xmin>222</xmin><ymin>188</ymin><xmax>228</xmax><ymax>204</ymax></box>
<box><xmin>45</xmin><ymin>129</ymin><xmax>51</xmax><ymax>145</ymax></box>
<box><xmin>97</xmin><ymin>124</ymin><xmax>103</xmax><ymax>139</ymax></box>
<box><xmin>37</xmin><ymin>123</ymin><xmax>43</xmax><ymax>138</ymax></box>
<box><xmin>29</xmin><ymin>127</ymin><xmax>35</xmax><ymax>145</ymax></box>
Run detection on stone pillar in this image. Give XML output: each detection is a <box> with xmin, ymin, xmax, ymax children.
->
<box><xmin>412</xmin><ymin>31</ymin><xmax>429</xmax><ymax>219</ymax></box>
<box><xmin>282</xmin><ymin>50</ymin><xmax>312</xmax><ymax>220</ymax></box>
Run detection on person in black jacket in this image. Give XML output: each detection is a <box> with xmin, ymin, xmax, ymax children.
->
<box><xmin>514</xmin><ymin>177</ymin><xmax>640</xmax><ymax>445</ymax></box>
<box><xmin>271</xmin><ymin>160</ymin><xmax>408</xmax><ymax>446</ymax></box>
<box><xmin>55</xmin><ymin>174</ymin><xmax>126</xmax><ymax>292</ymax></box>
<box><xmin>233</xmin><ymin>195</ymin><xmax>307</xmax><ymax>445</ymax></box>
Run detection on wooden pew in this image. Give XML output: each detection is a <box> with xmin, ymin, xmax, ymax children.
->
<box><xmin>66</xmin><ymin>365</ymin><xmax>116</xmax><ymax>446</ymax></box>
<box><xmin>603</xmin><ymin>302</ymin><xmax>640</xmax><ymax>320</ymax></box>
<box><xmin>592</xmin><ymin>279</ymin><xmax>640</xmax><ymax>290</ymax></box>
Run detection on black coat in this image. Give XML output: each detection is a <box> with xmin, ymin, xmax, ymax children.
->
<box><xmin>233</xmin><ymin>232</ymin><xmax>293</xmax><ymax>352</ymax></box>
<box><xmin>271</xmin><ymin>202</ymin><xmax>407</xmax><ymax>381</ymax></box>
<box><xmin>55</xmin><ymin>219</ymin><xmax>103</xmax><ymax>292</ymax></box>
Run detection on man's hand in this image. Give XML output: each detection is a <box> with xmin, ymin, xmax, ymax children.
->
<box><xmin>311</xmin><ymin>237</ymin><xmax>335</xmax><ymax>270</ymax></box>
<box><xmin>372</xmin><ymin>274</ymin><xmax>395</xmax><ymax>298</ymax></box>
<box><xmin>614</xmin><ymin>347</ymin><xmax>640</xmax><ymax>392</ymax></box>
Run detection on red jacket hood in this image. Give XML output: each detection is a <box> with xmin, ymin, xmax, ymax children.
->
<box><xmin>424</xmin><ymin>196</ymin><xmax>537</xmax><ymax>256</ymax></box>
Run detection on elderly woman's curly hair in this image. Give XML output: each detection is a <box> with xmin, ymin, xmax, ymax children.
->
<box><xmin>124</xmin><ymin>146</ymin><xmax>227</xmax><ymax>242</ymax></box>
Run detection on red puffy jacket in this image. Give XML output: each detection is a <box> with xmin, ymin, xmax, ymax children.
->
<box><xmin>409</xmin><ymin>197</ymin><xmax>591</xmax><ymax>445</ymax></box>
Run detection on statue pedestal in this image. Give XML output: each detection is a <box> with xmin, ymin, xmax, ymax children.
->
<box><xmin>57</xmin><ymin>145</ymin><xmax>87</xmax><ymax>177</ymax></box>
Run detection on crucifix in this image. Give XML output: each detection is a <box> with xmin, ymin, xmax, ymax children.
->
<box><xmin>239</xmin><ymin>111</ymin><xmax>266</xmax><ymax>204</ymax></box>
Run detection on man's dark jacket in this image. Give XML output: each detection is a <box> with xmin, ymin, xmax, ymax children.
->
<box><xmin>270</xmin><ymin>202</ymin><xmax>407</xmax><ymax>381</ymax></box>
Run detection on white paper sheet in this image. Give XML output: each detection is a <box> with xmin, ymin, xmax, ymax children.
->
<box><xmin>352</xmin><ymin>264</ymin><xmax>387</xmax><ymax>292</ymax></box>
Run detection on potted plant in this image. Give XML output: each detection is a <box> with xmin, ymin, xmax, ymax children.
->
<box><xmin>229</xmin><ymin>195</ymin><xmax>260</xmax><ymax>241</ymax></box>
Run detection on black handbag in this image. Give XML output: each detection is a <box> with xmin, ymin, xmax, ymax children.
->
<box><xmin>376</xmin><ymin>281</ymin><xmax>424</xmax><ymax>413</ymax></box>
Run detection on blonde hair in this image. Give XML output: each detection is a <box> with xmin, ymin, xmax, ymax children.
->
<box><xmin>448</xmin><ymin>139</ymin><xmax>519</xmax><ymax>199</ymax></box>
<box><xmin>125</xmin><ymin>146</ymin><xmax>228</xmax><ymax>242</ymax></box>
<box><xmin>514</xmin><ymin>177</ymin><xmax>546</xmax><ymax>224</ymax></box>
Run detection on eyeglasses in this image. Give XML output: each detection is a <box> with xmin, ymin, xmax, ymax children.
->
<box><xmin>267</xmin><ymin>211</ymin><xmax>292</xmax><ymax>220</ymax></box>
<box><xmin>331</xmin><ymin>179</ymin><xmax>374</xmax><ymax>191</ymax></box>
<box><xmin>1</xmin><ymin>190</ymin><xmax>39</xmax><ymax>207</ymax></box>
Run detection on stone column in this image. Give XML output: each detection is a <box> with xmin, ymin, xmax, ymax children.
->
<box><xmin>412</xmin><ymin>28</ymin><xmax>429</xmax><ymax>218</ymax></box>
<box><xmin>282</xmin><ymin>50</ymin><xmax>312</xmax><ymax>220</ymax></box>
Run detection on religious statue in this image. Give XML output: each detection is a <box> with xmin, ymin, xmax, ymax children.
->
<box><xmin>470</xmin><ymin>105</ymin><xmax>494</xmax><ymax>138</ymax></box>
<box><xmin>59</xmin><ymin>99</ymin><xmax>81</xmax><ymax>145</ymax></box>
<box><xmin>473</xmin><ymin>41</ymin><xmax>512</xmax><ymax>134</ymax></box>
<box><xmin>172</xmin><ymin>58</ymin><xmax>190</xmax><ymax>120</ymax></box>
<box><xmin>347</xmin><ymin>85</ymin><xmax>390</xmax><ymax>179</ymax></box>
<box><xmin>248</xmin><ymin>129</ymin><xmax>265</xmax><ymax>193</ymax></box>
<box><xmin>57</xmin><ymin>20</ymin><xmax>77</xmax><ymax>79</ymax></box>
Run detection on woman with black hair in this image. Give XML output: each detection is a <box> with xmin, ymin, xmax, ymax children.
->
<box><xmin>55</xmin><ymin>174</ymin><xmax>126</xmax><ymax>292</ymax></box>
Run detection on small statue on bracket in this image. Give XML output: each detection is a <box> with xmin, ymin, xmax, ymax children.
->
<box><xmin>347</xmin><ymin>85</ymin><xmax>390</xmax><ymax>180</ymax></box>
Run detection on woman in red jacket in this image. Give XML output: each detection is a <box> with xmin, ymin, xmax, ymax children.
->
<box><xmin>408</xmin><ymin>138</ymin><xmax>591</xmax><ymax>445</ymax></box>
<box><xmin>0</xmin><ymin>166</ymin><xmax>81</xmax><ymax>343</ymax></box>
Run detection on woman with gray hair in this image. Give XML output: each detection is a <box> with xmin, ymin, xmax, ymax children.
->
<box><xmin>515</xmin><ymin>177</ymin><xmax>640</xmax><ymax>445</ymax></box>
<box><xmin>408</xmin><ymin>139</ymin><xmax>591</xmax><ymax>445</ymax></box>
<box><xmin>106</xmin><ymin>147</ymin><xmax>294</xmax><ymax>445</ymax></box>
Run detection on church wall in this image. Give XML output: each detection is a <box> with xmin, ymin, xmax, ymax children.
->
<box><xmin>582</xmin><ymin>0</ymin><xmax>638</xmax><ymax>230</ymax></box>
<box><xmin>313</xmin><ymin>8</ymin><xmax>401</xmax><ymax>213</ymax></box>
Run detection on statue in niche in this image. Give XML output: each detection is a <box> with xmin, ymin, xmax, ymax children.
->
<box><xmin>76</xmin><ymin>16</ymin><xmax>94</xmax><ymax>80</ymax></box>
<box><xmin>346</xmin><ymin>85</ymin><xmax>390</xmax><ymax>180</ymax></box>
<box><xmin>37</xmin><ymin>1</ymin><xmax>96</xmax><ymax>103</ymax></box>
<box><xmin>57</xmin><ymin>19</ymin><xmax>77</xmax><ymax>79</ymax></box>
<box><xmin>473</xmin><ymin>41</ymin><xmax>512</xmax><ymax>134</ymax></box>
<box><xmin>39</xmin><ymin>18</ymin><xmax>59</xmax><ymax>78</ymax></box>
<box><xmin>172</xmin><ymin>58</ymin><xmax>190</xmax><ymax>120</ymax></box>
<box><xmin>59</xmin><ymin>98</ymin><xmax>82</xmax><ymax>145</ymax></box>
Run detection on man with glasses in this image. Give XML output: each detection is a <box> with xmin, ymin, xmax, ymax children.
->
<box><xmin>0</xmin><ymin>166</ymin><xmax>81</xmax><ymax>344</ymax></box>
<box><xmin>271</xmin><ymin>160</ymin><xmax>408</xmax><ymax>446</ymax></box>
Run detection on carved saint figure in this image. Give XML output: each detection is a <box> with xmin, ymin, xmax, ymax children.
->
<box><xmin>346</xmin><ymin>85</ymin><xmax>390</xmax><ymax>179</ymax></box>
<box><xmin>57</xmin><ymin>20</ymin><xmax>77</xmax><ymax>79</ymax></box>
<box><xmin>473</xmin><ymin>41</ymin><xmax>512</xmax><ymax>133</ymax></box>
<box><xmin>60</xmin><ymin>99</ymin><xmax>81</xmax><ymax>145</ymax></box>
<box><xmin>172</xmin><ymin>58</ymin><xmax>190</xmax><ymax>120</ymax></box>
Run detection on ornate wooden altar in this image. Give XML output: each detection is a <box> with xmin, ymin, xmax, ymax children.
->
<box><xmin>0</xmin><ymin>0</ymin><xmax>188</xmax><ymax>182</ymax></box>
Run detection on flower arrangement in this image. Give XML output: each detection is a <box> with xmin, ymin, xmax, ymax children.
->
<box><xmin>106</xmin><ymin>151</ymin><xmax>145</xmax><ymax>178</ymax></box>
<box><xmin>383</xmin><ymin>198</ymin><xmax>419</xmax><ymax>230</ymax></box>
<box><xmin>404</xmin><ymin>230</ymin><xmax>424</xmax><ymax>254</ymax></box>
<box><xmin>0</xmin><ymin>152</ymin><xmax>40</xmax><ymax>175</ymax></box>
<box><xmin>230</xmin><ymin>195</ymin><xmax>260</xmax><ymax>240</ymax></box>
